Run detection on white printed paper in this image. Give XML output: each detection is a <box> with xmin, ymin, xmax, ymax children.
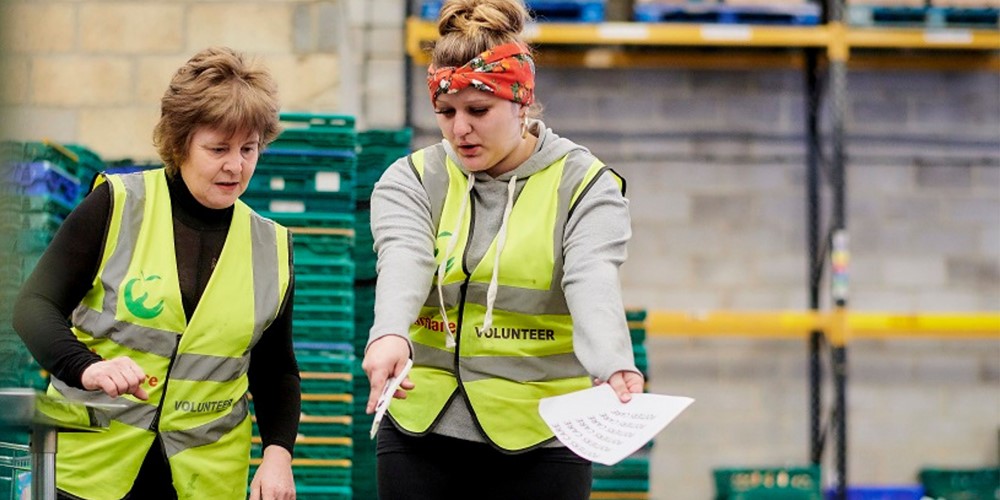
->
<box><xmin>538</xmin><ymin>384</ymin><xmax>693</xmax><ymax>466</ymax></box>
<box><xmin>369</xmin><ymin>359</ymin><xmax>413</xmax><ymax>439</ymax></box>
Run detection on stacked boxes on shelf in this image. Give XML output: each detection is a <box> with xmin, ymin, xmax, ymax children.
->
<box><xmin>351</xmin><ymin>128</ymin><xmax>413</xmax><ymax>500</ymax></box>
<box><xmin>241</xmin><ymin>114</ymin><xmax>358</xmax><ymax>499</ymax></box>
<box><xmin>591</xmin><ymin>308</ymin><xmax>653</xmax><ymax>500</ymax></box>
<box><xmin>0</xmin><ymin>141</ymin><xmax>104</xmax><ymax>394</ymax></box>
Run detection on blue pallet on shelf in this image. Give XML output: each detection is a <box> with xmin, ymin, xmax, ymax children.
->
<box><xmin>849</xmin><ymin>4</ymin><xmax>998</xmax><ymax>28</ymax></box>
<box><xmin>422</xmin><ymin>0</ymin><xmax>606</xmax><ymax>22</ymax></box>
<box><xmin>634</xmin><ymin>2</ymin><xmax>820</xmax><ymax>26</ymax></box>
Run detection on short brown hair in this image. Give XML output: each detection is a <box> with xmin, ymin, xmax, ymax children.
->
<box><xmin>153</xmin><ymin>46</ymin><xmax>280</xmax><ymax>177</ymax></box>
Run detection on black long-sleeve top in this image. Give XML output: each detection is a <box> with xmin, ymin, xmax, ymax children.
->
<box><xmin>12</xmin><ymin>174</ymin><xmax>300</xmax><ymax>453</ymax></box>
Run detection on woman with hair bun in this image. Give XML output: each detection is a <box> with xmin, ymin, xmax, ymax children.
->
<box><xmin>362</xmin><ymin>1</ymin><xmax>643</xmax><ymax>498</ymax></box>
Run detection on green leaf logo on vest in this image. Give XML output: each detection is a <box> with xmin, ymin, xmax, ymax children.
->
<box><xmin>124</xmin><ymin>272</ymin><xmax>165</xmax><ymax>319</ymax></box>
<box><xmin>435</xmin><ymin>231</ymin><xmax>456</xmax><ymax>274</ymax></box>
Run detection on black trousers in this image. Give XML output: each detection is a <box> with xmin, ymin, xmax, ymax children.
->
<box><xmin>376</xmin><ymin>421</ymin><xmax>592</xmax><ymax>500</ymax></box>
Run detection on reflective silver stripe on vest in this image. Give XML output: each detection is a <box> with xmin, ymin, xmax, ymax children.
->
<box><xmin>71</xmin><ymin>173</ymin><xmax>179</xmax><ymax>358</ymax></box>
<box><xmin>425</xmin><ymin>281</ymin><xmax>570</xmax><ymax>316</ymax></box>
<box><xmin>160</xmin><ymin>396</ymin><xmax>249</xmax><ymax>458</ymax></box>
<box><xmin>550</xmin><ymin>152</ymin><xmax>596</xmax><ymax>294</ymax></box>
<box><xmin>418</xmin><ymin>145</ymin><xmax>450</xmax><ymax>231</ymax></box>
<box><xmin>50</xmin><ymin>376</ymin><xmax>157</xmax><ymax>430</ymax></box>
<box><xmin>411</xmin><ymin>342</ymin><xmax>455</xmax><ymax>372</ymax></box>
<box><xmin>72</xmin><ymin>306</ymin><xmax>179</xmax><ymax>358</ymax></box>
<box><xmin>168</xmin><ymin>353</ymin><xmax>250</xmax><ymax>383</ymax></box>
<box><xmin>249</xmin><ymin>212</ymin><xmax>281</xmax><ymax>346</ymax></box>
<box><xmin>459</xmin><ymin>353</ymin><xmax>588</xmax><ymax>383</ymax></box>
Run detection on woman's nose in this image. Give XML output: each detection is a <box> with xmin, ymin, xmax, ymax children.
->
<box><xmin>453</xmin><ymin>113</ymin><xmax>472</xmax><ymax>137</ymax></box>
<box><xmin>223</xmin><ymin>150</ymin><xmax>244</xmax><ymax>173</ymax></box>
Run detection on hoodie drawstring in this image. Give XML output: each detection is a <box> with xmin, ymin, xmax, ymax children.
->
<box><xmin>481</xmin><ymin>175</ymin><xmax>517</xmax><ymax>334</ymax></box>
<box><xmin>436</xmin><ymin>174</ymin><xmax>518</xmax><ymax>349</ymax></box>
<box><xmin>437</xmin><ymin>173</ymin><xmax>476</xmax><ymax>348</ymax></box>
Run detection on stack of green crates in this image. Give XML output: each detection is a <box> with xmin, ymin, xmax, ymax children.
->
<box><xmin>250</xmin><ymin>348</ymin><xmax>355</xmax><ymax>500</ymax></box>
<box><xmin>713</xmin><ymin>466</ymin><xmax>823</xmax><ymax>499</ymax></box>
<box><xmin>919</xmin><ymin>467</ymin><xmax>999</xmax><ymax>500</ymax></box>
<box><xmin>352</xmin><ymin>129</ymin><xmax>413</xmax><ymax>284</ymax></box>
<box><xmin>351</xmin><ymin>128</ymin><xmax>412</xmax><ymax>500</ymax></box>
<box><xmin>590</xmin><ymin>309</ymin><xmax>653</xmax><ymax>500</ymax></box>
<box><xmin>242</xmin><ymin>114</ymin><xmax>359</xmax><ymax>498</ymax></box>
<box><xmin>0</xmin><ymin>141</ymin><xmax>102</xmax><ymax>393</ymax></box>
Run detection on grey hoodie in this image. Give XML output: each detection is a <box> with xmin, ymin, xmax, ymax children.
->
<box><xmin>368</xmin><ymin>119</ymin><xmax>638</xmax><ymax>443</ymax></box>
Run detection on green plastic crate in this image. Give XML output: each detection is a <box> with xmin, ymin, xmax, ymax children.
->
<box><xmin>625</xmin><ymin>309</ymin><xmax>648</xmax><ymax>322</ymax></box>
<box><xmin>593</xmin><ymin>456</ymin><xmax>650</xmax><ymax>479</ymax></box>
<box><xmin>297</xmin><ymin>353</ymin><xmax>355</xmax><ymax>374</ymax></box>
<box><xmin>300</xmin><ymin>393</ymin><xmax>353</xmax><ymax>416</ymax></box>
<box><xmin>296</xmin><ymin>485</ymin><xmax>352</xmax><ymax>500</ymax></box>
<box><xmin>298</xmin><ymin>415</ymin><xmax>353</xmax><ymax>437</ymax></box>
<box><xmin>715</xmin><ymin>466</ymin><xmax>823</xmax><ymax>500</ymax></box>
<box><xmin>292</xmin><ymin>231</ymin><xmax>354</xmax><ymax>259</ymax></box>
<box><xmin>248</xmin><ymin>164</ymin><xmax>355</xmax><ymax>198</ymax></box>
<box><xmin>293</xmin><ymin>288</ymin><xmax>354</xmax><ymax>308</ymax></box>
<box><xmin>293</xmin><ymin>319</ymin><xmax>354</xmax><ymax>343</ymax></box>
<box><xmin>920</xmin><ymin>467</ymin><xmax>999</xmax><ymax>500</ymax></box>
<box><xmin>295</xmin><ymin>256</ymin><xmax>354</xmax><ymax>285</ymax></box>
<box><xmin>358</xmin><ymin>128</ymin><xmax>412</xmax><ymax>147</ymax></box>
<box><xmin>592</xmin><ymin>478</ymin><xmax>650</xmax><ymax>492</ymax></box>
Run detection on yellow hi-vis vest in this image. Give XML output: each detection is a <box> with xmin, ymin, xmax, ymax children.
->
<box><xmin>388</xmin><ymin>145</ymin><xmax>625</xmax><ymax>452</ymax></box>
<box><xmin>47</xmin><ymin>168</ymin><xmax>291</xmax><ymax>500</ymax></box>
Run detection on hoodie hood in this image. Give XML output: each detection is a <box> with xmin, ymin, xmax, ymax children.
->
<box><xmin>441</xmin><ymin>118</ymin><xmax>589</xmax><ymax>182</ymax></box>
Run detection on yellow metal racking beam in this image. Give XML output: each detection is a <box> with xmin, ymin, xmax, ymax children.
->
<box><xmin>644</xmin><ymin>311</ymin><xmax>1000</xmax><ymax>340</ymax></box>
<box><xmin>407</xmin><ymin>17</ymin><xmax>1000</xmax><ymax>57</ymax></box>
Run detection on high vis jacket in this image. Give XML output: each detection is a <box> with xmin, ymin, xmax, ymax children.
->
<box><xmin>388</xmin><ymin>145</ymin><xmax>624</xmax><ymax>452</ymax></box>
<box><xmin>47</xmin><ymin>168</ymin><xmax>291</xmax><ymax>500</ymax></box>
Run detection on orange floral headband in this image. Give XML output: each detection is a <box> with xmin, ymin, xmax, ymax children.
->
<box><xmin>427</xmin><ymin>42</ymin><xmax>535</xmax><ymax>106</ymax></box>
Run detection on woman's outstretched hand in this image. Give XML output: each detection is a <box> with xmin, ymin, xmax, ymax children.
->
<box><xmin>362</xmin><ymin>335</ymin><xmax>415</xmax><ymax>414</ymax></box>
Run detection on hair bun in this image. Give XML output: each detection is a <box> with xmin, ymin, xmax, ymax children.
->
<box><xmin>438</xmin><ymin>0</ymin><xmax>526</xmax><ymax>39</ymax></box>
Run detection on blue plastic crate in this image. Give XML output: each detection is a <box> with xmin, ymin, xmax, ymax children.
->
<box><xmin>634</xmin><ymin>2</ymin><xmax>820</xmax><ymax>26</ymax></box>
<box><xmin>1</xmin><ymin>161</ymin><xmax>81</xmax><ymax>207</ymax></box>
<box><xmin>422</xmin><ymin>0</ymin><xmax>606</xmax><ymax>22</ymax></box>
<box><xmin>825</xmin><ymin>486</ymin><xmax>924</xmax><ymax>500</ymax></box>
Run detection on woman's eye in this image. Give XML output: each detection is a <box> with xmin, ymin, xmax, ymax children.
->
<box><xmin>212</xmin><ymin>147</ymin><xmax>227</xmax><ymax>154</ymax></box>
<box><xmin>435</xmin><ymin>109</ymin><xmax>455</xmax><ymax>116</ymax></box>
<box><xmin>470</xmin><ymin>108</ymin><xmax>488</xmax><ymax>115</ymax></box>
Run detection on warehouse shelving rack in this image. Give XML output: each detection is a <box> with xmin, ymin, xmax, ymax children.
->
<box><xmin>403</xmin><ymin>3</ymin><xmax>999</xmax><ymax>498</ymax></box>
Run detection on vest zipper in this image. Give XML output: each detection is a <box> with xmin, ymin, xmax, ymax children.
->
<box><xmin>149</xmin><ymin>334</ymin><xmax>182</xmax><ymax>431</ymax></box>
<box><xmin>452</xmin><ymin>194</ymin><xmax>476</xmax><ymax>363</ymax></box>
<box><xmin>453</xmin><ymin>193</ymin><xmax>475</xmax><ymax>410</ymax></box>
